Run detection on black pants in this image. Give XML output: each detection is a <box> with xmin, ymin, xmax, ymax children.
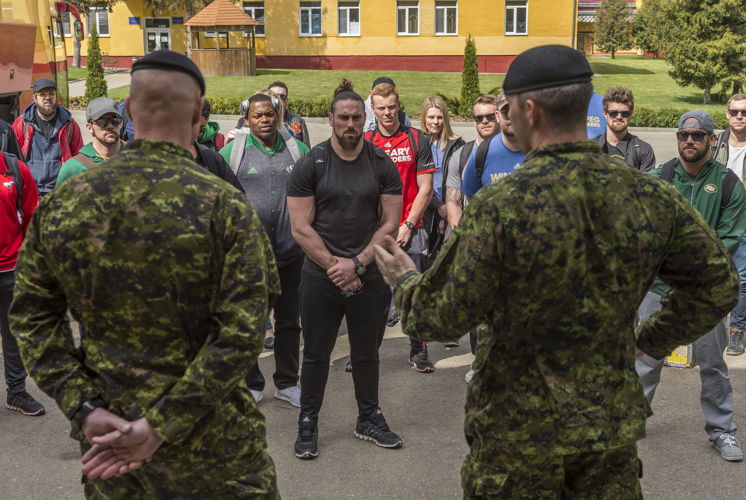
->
<box><xmin>246</xmin><ymin>255</ymin><xmax>303</xmax><ymax>391</ymax></box>
<box><xmin>299</xmin><ymin>271</ymin><xmax>390</xmax><ymax>418</ymax></box>
<box><xmin>0</xmin><ymin>271</ymin><xmax>27</xmax><ymax>393</ymax></box>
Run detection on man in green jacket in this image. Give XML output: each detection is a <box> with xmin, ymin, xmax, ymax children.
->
<box><xmin>636</xmin><ymin>110</ymin><xmax>746</xmax><ymax>462</ymax></box>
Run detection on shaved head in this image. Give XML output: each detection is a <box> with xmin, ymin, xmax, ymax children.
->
<box><xmin>126</xmin><ymin>69</ymin><xmax>204</xmax><ymax>148</ymax></box>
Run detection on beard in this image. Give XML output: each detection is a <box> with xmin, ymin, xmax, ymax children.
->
<box><xmin>679</xmin><ymin>146</ymin><xmax>708</xmax><ymax>163</ymax></box>
<box><xmin>608</xmin><ymin>120</ymin><xmax>627</xmax><ymax>133</ymax></box>
<box><xmin>37</xmin><ymin>102</ymin><xmax>56</xmax><ymax>119</ymax></box>
<box><xmin>335</xmin><ymin>129</ymin><xmax>362</xmax><ymax>150</ymax></box>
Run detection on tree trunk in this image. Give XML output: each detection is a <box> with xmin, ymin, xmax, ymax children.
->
<box><xmin>73</xmin><ymin>37</ymin><xmax>81</xmax><ymax>67</ymax></box>
<box><xmin>611</xmin><ymin>49</ymin><xmax>616</xmax><ymax>59</ymax></box>
<box><xmin>185</xmin><ymin>4</ymin><xmax>193</xmax><ymax>58</ymax></box>
<box><xmin>703</xmin><ymin>87</ymin><xmax>711</xmax><ymax>105</ymax></box>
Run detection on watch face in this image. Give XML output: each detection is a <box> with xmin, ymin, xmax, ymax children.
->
<box><xmin>356</xmin><ymin>265</ymin><xmax>366</xmax><ymax>275</ymax></box>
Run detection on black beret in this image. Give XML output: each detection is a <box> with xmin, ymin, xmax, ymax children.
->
<box><xmin>502</xmin><ymin>45</ymin><xmax>592</xmax><ymax>95</ymax></box>
<box><xmin>131</xmin><ymin>50</ymin><xmax>206</xmax><ymax>96</ymax></box>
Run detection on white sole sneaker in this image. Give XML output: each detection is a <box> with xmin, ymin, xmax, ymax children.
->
<box><xmin>274</xmin><ymin>386</ymin><xmax>301</xmax><ymax>408</ymax></box>
<box><xmin>250</xmin><ymin>389</ymin><xmax>263</xmax><ymax>403</ymax></box>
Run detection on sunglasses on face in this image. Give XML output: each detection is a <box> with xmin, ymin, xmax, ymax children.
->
<box><xmin>499</xmin><ymin>106</ymin><xmax>510</xmax><ymax>116</ymax></box>
<box><xmin>676</xmin><ymin>131</ymin><xmax>708</xmax><ymax>142</ymax></box>
<box><xmin>91</xmin><ymin>117</ymin><xmax>122</xmax><ymax>128</ymax></box>
<box><xmin>728</xmin><ymin>109</ymin><xmax>746</xmax><ymax>118</ymax></box>
<box><xmin>474</xmin><ymin>113</ymin><xmax>497</xmax><ymax>123</ymax></box>
<box><xmin>36</xmin><ymin>91</ymin><xmax>56</xmax><ymax>98</ymax></box>
<box><xmin>607</xmin><ymin>110</ymin><xmax>631</xmax><ymax>119</ymax></box>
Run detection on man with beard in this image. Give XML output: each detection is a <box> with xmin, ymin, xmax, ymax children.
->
<box><xmin>57</xmin><ymin>98</ymin><xmax>124</xmax><ymax>185</ymax></box>
<box><xmin>12</xmin><ymin>78</ymin><xmax>82</xmax><ymax>194</ymax></box>
<box><xmin>219</xmin><ymin>93</ymin><xmax>308</xmax><ymax>407</ymax></box>
<box><xmin>636</xmin><ymin>110</ymin><xmax>746</xmax><ymax>462</ymax></box>
<box><xmin>592</xmin><ymin>87</ymin><xmax>656</xmax><ymax>172</ymax></box>
<box><xmin>287</xmin><ymin>80</ymin><xmax>403</xmax><ymax>459</ymax></box>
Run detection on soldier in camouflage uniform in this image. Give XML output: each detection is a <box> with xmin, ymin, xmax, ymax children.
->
<box><xmin>374</xmin><ymin>45</ymin><xmax>740</xmax><ymax>498</ymax></box>
<box><xmin>9</xmin><ymin>50</ymin><xmax>280</xmax><ymax>499</ymax></box>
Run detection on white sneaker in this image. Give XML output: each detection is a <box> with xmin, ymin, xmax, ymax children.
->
<box><xmin>464</xmin><ymin>368</ymin><xmax>475</xmax><ymax>384</ymax></box>
<box><xmin>250</xmin><ymin>389</ymin><xmax>263</xmax><ymax>403</ymax></box>
<box><xmin>712</xmin><ymin>434</ymin><xmax>744</xmax><ymax>461</ymax></box>
<box><xmin>274</xmin><ymin>385</ymin><xmax>301</xmax><ymax>408</ymax></box>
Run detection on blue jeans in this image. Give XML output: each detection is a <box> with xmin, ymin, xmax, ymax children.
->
<box><xmin>730</xmin><ymin>232</ymin><xmax>746</xmax><ymax>330</ymax></box>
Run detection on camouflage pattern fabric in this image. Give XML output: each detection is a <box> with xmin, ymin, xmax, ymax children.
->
<box><xmin>9</xmin><ymin>139</ymin><xmax>280</xmax><ymax>498</ymax></box>
<box><xmin>394</xmin><ymin>142</ymin><xmax>738</xmax><ymax>493</ymax></box>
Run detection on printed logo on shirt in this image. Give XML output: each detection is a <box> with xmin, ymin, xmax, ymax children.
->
<box><xmin>383</xmin><ymin>146</ymin><xmax>412</xmax><ymax>163</ymax></box>
<box><xmin>384</xmin><ymin>142</ymin><xmax>392</xmax><ymax>148</ymax></box>
<box><xmin>286</xmin><ymin>165</ymin><xmax>294</xmax><ymax>173</ymax></box>
<box><xmin>2</xmin><ymin>180</ymin><xmax>14</xmax><ymax>191</ymax></box>
<box><xmin>247</xmin><ymin>167</ymin><xmax>258</xmax><ymax>174</ymax></box>
<box><xmin>704</xmin><ymin>184</ymin><xmax>717</xmax><ymax>194</ymax></box>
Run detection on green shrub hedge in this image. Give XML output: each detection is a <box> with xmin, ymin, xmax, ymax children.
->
<box><xmin>630</xmin><ymin>106</ymin><xmax>728</xmax><ymax>129</ymax></box>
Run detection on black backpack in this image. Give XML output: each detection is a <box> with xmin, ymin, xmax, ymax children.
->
<box><xmin>1</xmin><ymin>153</ymin><xmax>24</xmax><ymax>228</ymax></box>
<box><xmin>660</xmin><ymin>159</ymin><xmax>739</xmax><ymax>210</ymax></box>
<box><xmin>473</xmin><ymin>135</ymin><xmax>497</xmax><ymax>180</ymax></box>
<box><xmin>458</xmin><ymin>140</ymin><xmax>476</xmax><ymax>178</ymax></box>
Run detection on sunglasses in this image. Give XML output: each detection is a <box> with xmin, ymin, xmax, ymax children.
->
<box><xmin>676</xmin><ymin>131</ymin><xmax>708</xmax><ymax>142</ymax></box>
<box><xmin>35</xmin><ymin>91</ymin><xmax>56</xmax><ymax>98</ymax></box>
<box><xmin>607</xmin><ymin>110</ymin><xmax>631</xmax><ymax>119</ymax></box>
<box><xmin>499</xmin><ymin>105</ymin><xmax>510</xmax><ymax>116</ymax></box>
<box><xmin>728</xmin><ymin>109</ymin><xmax>746</xmax><ymax>118</ymax></box>
<box><xmin>474</xmin><ymin>113</ymin><xmax>497</xmax><ymax>123</ymax></box>
<box><xmin>91</xmin><ymin>117</ymin><xmax>122</xmax><ymax>128</ymax></box>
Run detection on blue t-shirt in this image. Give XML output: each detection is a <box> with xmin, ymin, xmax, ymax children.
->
<box><xmin>461</xmin><ymin>134</ymin><xmax>525</xmax><ymax>197</ymax></box>
<box><xmin>586</xmin><ymin>92</ymin><xmax>607</xmax><ymax>139</ymax></box>
<box><xmin>431</xmin><ymin>142</ymin><xmax>445</xmax><ymax>201</ymax></box>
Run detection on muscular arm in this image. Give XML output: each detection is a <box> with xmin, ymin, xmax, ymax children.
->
<box><xmin>357</xmin><ymin>194</ymin><xmax>402</xmax><ymax>266</ymax></box>
<box><xmin>287</xmin><ymin>195</ymin><xmax>337</xmax><ymax>270</ymax></box>
<box><xmin>445</xmin><ymin>187</ymin><xmax>463</xmax><ymax>229</ymax></box>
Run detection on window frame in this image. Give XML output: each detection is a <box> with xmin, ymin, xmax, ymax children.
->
<box><xmin>243</xmin><ymin>1</ymin><xmax>265</xmax><ymax>37</ymax></box>
<box><xmin>61</xmin><ymin>11</ymin><xmax>72</xmax><ymax>38</ymax></box>
<box><xmin>434</xmin><ymin>0</ymin><xmax>457</xmax><ymax>36</ymax></box>
<box><xmin>397</xmin><ymin>0</ymin><xmax>419</xmax><ymax>36</ymax></box>
<box><xmin>504</xmin><ymin>0</ymin><xmax>528</xmax><ymax>36</ymax></box>
<box><xmin>338</xmin><ymin>1</ymin><xmax>360</xmax><ymax>37</ymax></box>
<box><xmin>299</xmin><ymin>1</ymin><xmax>322</xmax><ymax>37</ymax></box>
<box><xmin>87</xmin><ymin>6</ymin><xmax>110</xmax><ymax>37</ymax></box>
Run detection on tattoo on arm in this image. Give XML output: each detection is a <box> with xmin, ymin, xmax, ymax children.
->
<box><xmin>446</xmin><ymin>187</ymin><xmax>462</xmax><ymax>203</ymax></box>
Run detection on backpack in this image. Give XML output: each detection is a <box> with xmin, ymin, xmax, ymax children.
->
<box><xmin>72</xmin><ymin>152</ymin><xmax>97</xmax><ymax>169</ymax></box>
<box><xmin>2</xmin><ymin>153</ymin><xmax>24</xmax><ymax>227</ymax></box>
<box><xmin>473</xmin><ymin>135</ymin><xmax>497</xmax><ymax>181</ymax></box>
<box><xmin>660</xmin><ymin>159</ymin><xmax>739</xmax><ymax>210</ymax></box>
<box><xmin>228</xmin><ymin>128</ymin><xmax>302</xmax><ymax>175</ymax></box>
<box><xmin>458</xmin><ymin>140</ymin><xmax>476</xmax><ymax>178</ymax></box>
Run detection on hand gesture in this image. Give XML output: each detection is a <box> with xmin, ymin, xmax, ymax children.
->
<box><xmin>327</xmin><ymin>257</ymin><xmax>357</xmax><ymax>287</ymax></box>
<box><xmin>396</xmin><ymin>224</ymin><xmax>413</xmax><ymax>247</ymax></box>
<box><xmin>374</xmin><ymin>235</ymin><xmax>417</xmax><ymax>286</ymax></box>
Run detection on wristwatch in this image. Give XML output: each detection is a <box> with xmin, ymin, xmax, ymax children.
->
<box><xmin>352</xmin><ymin>256</ymin><xmax>366</xmax><ymax>276</ymax></box>
<box><xmin>73</xmin><ymin>397</ymin><xmax>106</xmax><ymax>430</ymax></box>
<box><xmin>402</xmin><ymin>221</ymin><xmax>415</xmax><ymax>231</ymax></box>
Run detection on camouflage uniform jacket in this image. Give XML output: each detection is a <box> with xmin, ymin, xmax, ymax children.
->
<box><xmin>9</xmin><ymin>140</ymin><xmax>280</xmax><ymax>446</ymax></box>
<box><xmin>395</xmin><ymin>141</ymin><xmax>739</xmax><ymax>455</ymax></box>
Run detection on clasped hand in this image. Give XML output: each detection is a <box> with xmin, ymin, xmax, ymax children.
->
<box><xmin>327</xmin><ymin>257</ymin><xmax>362</xmax><ymax>292</ymax></box>
<box><xmin>80</xmin><ymin>408</ymin><xmax>164</xmax><ymax>480</ymax></box>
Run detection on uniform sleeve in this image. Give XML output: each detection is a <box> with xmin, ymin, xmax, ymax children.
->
<box><xmin>461</xmin><ymin>150</ymin><xmax>481</xmax><ymax>197</ymax></box>
<box><xmin>144</xmin><ymin>196</ymin><xmax>279</xmax><ymax>445</ymax></box>
<box><xmin>636</xmin><ymin>189</ymin><xmax>740</xmax><ymax>359</ymax></box>
<box><xmin>9</xmin><ymin>204</ymin><xmax>102</xmax><ymax>425</ymax></box>
<box><xmin>638</xmin><ymin>142</ymin><xmax>656</xmax><ymax>173</ymax></box>
<box><xmin>286</xmin><ymin>154</ymin><xmax>315</xmax><ymax>197</ymax></box>
<box><xmin>394</xmin><ymin>192</ymin><xmax>501</xmax><ymax>340</ymax></box>
<box><xmin>446</xmin><ymin>145</ymin><xmax>464</xmax><ymax>190</ymax></box>
<box><xmin>415</xmin><ymin>132</ymin><xmax>435</xmax><ymax>174</ymax></box>
<box><xmin>716</xmin><ymin>178</ymin><xmax>746</xmax><ymax>255</ymax></box>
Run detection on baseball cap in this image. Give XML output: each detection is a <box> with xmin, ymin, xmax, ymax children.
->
<box><xmin>86</xmin><ymin>97</ymin><xmax>121</xmax><ymax>122</ymax></box>
<box><xmin>32</xmin><ymin>78</ymin><xmax>57</xmax><ymax>93</ymax></box>
<box><xmin>677</xmin><ymin>110</ymin><xmax>715</xmax><ymax>134</ymax></box>
<box><xmin>497</xmin><ymin>92</ymin><xmax>508</xmax><ymax>110</ymax></box>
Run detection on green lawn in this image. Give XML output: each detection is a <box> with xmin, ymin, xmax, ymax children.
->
<box><xmin>104</xmin><ymin>57</ymin><xmax>726</xmax><ymax>117</ymax></box>
<box><xmin>68</xmin><ymin>66</ymin><xmax>119</xmax><ymax>82</ymax></box>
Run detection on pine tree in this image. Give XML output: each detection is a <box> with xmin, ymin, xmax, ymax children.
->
<box><xmin>460</xmin><ymin>35</ymin><xmax>480</xmax><ymax>117</ymax></box>
<box><xmin>595</xmin><ymin>0</ymin><xmax>633</xmax><ymax>59</ymax></box>
<box><xmin>633</xmin><ymin>0</ymin><xmax>672</xmax><ymax>58</ymax></box>
<box><xmin>84</xmin><ymin>24</ymin><xmax>108</xmax><ymax>100</ymax></box>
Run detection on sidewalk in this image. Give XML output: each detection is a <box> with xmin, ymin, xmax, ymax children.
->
<box><xmin>69</xmin><ymin>71</ymin><xmax>131</xmax><ymax>98</ymax></box>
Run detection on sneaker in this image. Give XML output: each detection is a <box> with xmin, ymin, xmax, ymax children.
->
<box><xmin>386</xmin><ymin>309</ymin><xmax>400</xmax><ymax>327</ymax></box>
<box><xmin>6</xmin><ymin>390</ymin><xmax>45</xmax><ymax>416</ymax></box>
<box><xmin>354</xmin><ymin>408</ymin><xmax>402</xmax><ymax>449</ymax></box>
<box><xmin>712</xmin><ymin>434</ymin><xmax>744</xmax><ymax>461</ymax></box>
<box><xmin>409</xmin><ymin>343</ymin><xmax>435</xmax><ymax>373</ymax></box>
<box><xmin>726</xmin><ymin>329</ymin><xmax>745</xmax><ymax>356</ymax></box>
<box><xmin>295</xmin><ymin>415</ymin><xmax>319</xmax><ymax>459</ymax></box>
<box><xmin>444</xmin><ymin>340</ymin><xmax>461</xmax><ymax>347</ymax></box>
<box><xmin>250</xmin><ymin>389</ymin><xmax>263</xmax><ymax>403</ymax></box>
<box><xmin>264</xmin><ymin>337</ymin><xmax>275</xmax><ymax>350</ymax></box>
<box><xmin>345</xmin><ymin>360</ymin><xmax>353</xmax><ymax>372</ymax></box>
<box><xmin>274</xmin><ymin>385</ymin><xmax>301</xmax><ymax>408</ymax></box>
<box><xmin>464</xmin><ymin>367</ymin><xmax>475</xmax><ymax>384</ymax></box>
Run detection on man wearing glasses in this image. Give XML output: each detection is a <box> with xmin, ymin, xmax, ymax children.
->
<box><xmin>714</xmin><ymin>94</ymin><xmax>746</xmax><ymax>356</ymax></box>
<box><xmin>11</xmin><ymin>78</ymin><xmax>82</xmax><ymax>195</ymax></box>
<box><xmin>57</xmin><ymin>98</ymin><xmax>124</xmax><ymax>185</ymax></box>
<box><xmin>592</xmin><ymin>87</ymin><xmax>656</xmax><ymax>172</ymax></box>
<box><xmin>636</xmin><ymin>110</ymin><xmax>746</xmax><ymax>462</ymax></box>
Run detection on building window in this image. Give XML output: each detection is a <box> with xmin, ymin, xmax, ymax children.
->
<box><xmin>505</xmin><ymin>0</ymin><xmax>527</xmax><ymax>35</ymax></box>
<box><xmin>435</xmin><ymin>1</ymin><xmax>457</xmax><ymax>35</ymax></box>
<box><xmin>61</xmin><ymin>11</ymin><xmax>72</xmax><ymax>37</ymax></box>
<box><xmin>87</xmin><ymin>7</ymin><xmax>110</xmax><ymax>36</ymax></box>
<box><xmin>204</xmin><ymin>31</ymin><xmax>228</xmax><ymax>38</ymax></box>
<box><xmin>243</xmin><ymin>1</ymin><xmax>265</xmax><ymax>36</ymax></box>
<box><xmin>397</xmin><ymin>1</ymin><xmax>419</xmax><ymax>35</ymax></box>
<box><xmin>300</xmin><ymin>1</ymin><xmax>322</xmax><ymax>36</ymax></box>
<box><xmin>338</xmin><ymin>1</ymin><xmax>360</xmax><ymax>36</ymax></box>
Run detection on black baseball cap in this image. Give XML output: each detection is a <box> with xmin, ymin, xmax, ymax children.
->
<box><xmin>32</xmin><ymin>78</ymin><xmax>57</xmax><ymax>93</ymax></box>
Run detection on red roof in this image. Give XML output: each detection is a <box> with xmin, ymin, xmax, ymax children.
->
<box><xmin>185</xmin><ymin>0</ymin><xmax>259</xmax><ymax>27</ymax></box>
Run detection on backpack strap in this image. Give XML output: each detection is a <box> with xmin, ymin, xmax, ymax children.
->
<box><xmin>660</xmin><ymin>159</ymin><xmax>677</xmax><ymax>183</ymax></box>
<box><xmin>721</xmin><ymin>169</ymin><xmax>739</xmax><ymax>210</ymax></box>
<box><xmin>459</xmin><ymin>140</ymin><xmax>476</xmax><ymax>178</ymax></box>
<box><xmin>72</xmin><ymin>152</ymin><xmax>97</xmax><ymax>169</ymax></box>
<box><xmin>279</xmin><ymin>128</ymin><xmax>302</xmax><ymax>162</ymax></box>
<box><xmin>475</xmin><ymin>135</ymin><xmax>495</xmax><ymax>180</ymax></box>
<box><xmin>229</xmin><ymin>130</ymin><xmax>249</xmax><ymax>175</ymax></box>
<box><xmin>2</xmin><ymin>153</ymin><xmax>23</xmax><ymax>228</ymax></box>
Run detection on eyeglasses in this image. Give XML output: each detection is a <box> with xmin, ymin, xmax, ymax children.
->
<box><xmin>607</xmin><ymin>110</ymin><xmax>631</xmax><ymax>119</ymax></box>
<box><xmin>91</xmin><ymin>117</ymin><xmax>122</xmax><ymax>128</ymax></box>
<box><xmin>474</xmin><ymin>113</ymin><xmax>497</xmax><ymax>123</ymax></box>
<box><xmin>35</xmin><ymin>90</ymin><xmax>56</xmax><ymax>98</ymax></box>
<box><xmin>728</xmin><ymin>109</ymin><xmax>746</xmax><ymax>118</ymax></box>
<box><xmin>676</xmin><ymin>131</ymin><xmax>708</xmax><ymax>142</ymax></box>
<box><xmin>498</xmin><ymin>105</ymin><xmax>510</xmax><ymax>117</ymax></box>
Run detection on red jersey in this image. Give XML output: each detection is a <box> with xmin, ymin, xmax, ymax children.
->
<box><xmin>0</xmin><ymin>154</ymin><xmax>39</xmax><ymax>271</ymax></box>
<box><xmin>365</xmin><ymin>125</ymin><xmax>435</xmax><ymax>227</ymax></box>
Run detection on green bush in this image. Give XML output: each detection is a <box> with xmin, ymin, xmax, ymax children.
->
<box><xmin>69</xmin><ymin>96</ymin><xmax>89</xmax><ymax>109</ymax></box>
<box><xmin>460</xmin><ymin>35</ymin><xmax>480</xmax><ymax>117</ymax></box>
<box><xmin>630</xmin><ymin>106</ymin><xmax>728</xmax><ymax>129</ymax></box>
<box><xmin>84</xmin><ymin>26</ymin><xmax>107</xmax><ymax>100</ymax></box>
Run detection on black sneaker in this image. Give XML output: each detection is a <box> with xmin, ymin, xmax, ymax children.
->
<box><xmin>294</xmin><ymin>414</ymin><xmax>319</xmax><ymax>459</ymax></box>
<box><xmin>409</xmin><ymin>343</ymin><xmax>435</xmax><ymax>373</ymax></box>
<box><xmin>264</xmin><ymin>336</ymin><xmax>275</xmax><ymax>350</ymax></box>
<box><xmin>6</xmin><ymin>390</ymin><xmax>45</xmax><ymax>416</ymax></box>
<box><xmin>386</xmin><ymin>309</ymin><xmax>400</xmax><ymax>327</ymax></box>
<box><xmin>345</xmin><ymin>360</ymin><xmax>353</xmax><ymax>372</ymax></box>
<box><xmin>354</xmin><ymin>408</ymin><xmax>402</xmax><ymax>448</ymax></box>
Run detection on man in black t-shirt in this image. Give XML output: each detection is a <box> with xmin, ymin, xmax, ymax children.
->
<box><xmin>287</xmin><ymin>84</ymin><xmax>403</xmax><ymax>460</ymax></box>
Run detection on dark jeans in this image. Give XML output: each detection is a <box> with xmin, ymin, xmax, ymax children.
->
<box><xmin>299</xmin><ymin>271</ymin><xmax>390</xmax><ymax>418</ymax></box>
<box><xmin>246</xmin><ymin>255</ymin><xmax>303</xmax><ymax>391</ymax></box>
<box><xmin>0</xmin><ymin>271</ymin><xmax>27</xmax><ymax>393</ymax></box>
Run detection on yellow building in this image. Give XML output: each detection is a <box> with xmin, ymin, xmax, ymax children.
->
<box><xmin>64</xmin><ymin>0</ymin><xmax>580</xmax><ymax>72</ymax></box>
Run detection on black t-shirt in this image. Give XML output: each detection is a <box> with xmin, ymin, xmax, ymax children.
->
<box><xmin>36</xmin><ymin>114</ymin><xmax>57</xmax><ymax>139</ymax></box>
<box><xmin>286</xmin><ymin>139</ymin><xmax>402</xmax><ymax>280</ymax></box>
